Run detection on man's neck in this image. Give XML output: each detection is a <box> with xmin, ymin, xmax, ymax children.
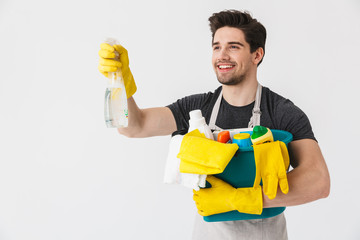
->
<box><xmin>222</xmin><ymin>79</ymin><xmax>259</xmax><ymax>107</ymax></box>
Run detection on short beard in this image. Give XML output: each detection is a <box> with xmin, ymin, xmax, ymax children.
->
<box><xmin>217</xmin><ymin>74</ymin><xmax>246</xmax><ymax>86</ymax></box>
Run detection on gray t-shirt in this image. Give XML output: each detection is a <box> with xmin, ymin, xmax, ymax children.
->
<box><xmin>167</xmin><ymin>86</ymin><xmax>316</xmax><ymax>142</ymax></box>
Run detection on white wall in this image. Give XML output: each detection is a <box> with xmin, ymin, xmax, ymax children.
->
<box><xmin>0</xmin><ymin>0</ymin><xmax>359</xmax><ymax>239</ymax></box>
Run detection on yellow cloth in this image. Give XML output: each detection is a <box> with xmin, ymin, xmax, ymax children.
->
<box><xmin>98</xmin><ymin>43</ymin><xmax>137</xmax><ymax>98</ymax></box>
<box><xmin>177</xmin><ymin>130</ymin><xmax>238</xmax><ymax>175</ymax></box>
<box><xmin>253</xmin><ymin>141</ymin><xmax>290</xmax><ymax>200</ymax></box>
<box><xmin>193</xmin><ymin>176</ymin><xmax>263</xmax><ymax>216</ymax></box>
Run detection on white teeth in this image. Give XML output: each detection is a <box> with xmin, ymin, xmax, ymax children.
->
<box><xmin>218</xmin><ymin>65</ymin><xmax>234</xmax><ymax>69</ymax></box>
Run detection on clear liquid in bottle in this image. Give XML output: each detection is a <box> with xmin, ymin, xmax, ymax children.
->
<box><xmin>104</xmin><ymin>73</ymin><xmax>128</xmax><ymax>128</ymax></box>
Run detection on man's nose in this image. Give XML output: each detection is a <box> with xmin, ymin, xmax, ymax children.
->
<box><xmin>218</xmin><ymin>48</ymin><xmax>230</xmax><ymax>60</ymax></box>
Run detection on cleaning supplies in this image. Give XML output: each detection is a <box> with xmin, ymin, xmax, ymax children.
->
<box><xmin>203</xmin><ymin>129</ymin><xmax>293</xmax><ymax>222</ymax></box>
<box><xmin>253</xmin><ymin>141</ymin><xmax>290</xmax><ymax>199</ymax></box>
<box><xmin>251</xmin><ymin>126</ymin><xmax>273</xmax><ymax>145</ymax></box>
<box><xmin>188</xmin><ymin>110</ymin><xmax>214</xmax><ymax>140</ymax></box>
<box><xmin>163</xmin><ymin>135</ymin><xmax>184</xmax><ymax>185</ymax></box>
<box><xmin>163</xmin><ymin>134</ymin><xmax>208</xmax><ymax>190</ymax></box>
<box><xmin>103</xmin><ymin>38</ymin><xmax>128</xmax><ymax>128</ymax></box>
<box><xmin>233</xmin><ymin>133</ymin><xmax>252</xmax><ymax>148</ymax></box>
<box><xmin>217</xmin><ymin>131</ymin><xmax>231</xmax><ymax>143</ymax></box>
<box><xmin>163</xmin><ymin>110</ymin><xmax>220</xmax><ymax>190</ymax></box>
<box><xmin>251</xmin><ymin>126</ymin><xmax>290</xmax><ymax>199</ymax></box>
<box><xmin>99</xmin><ymin>42</ymin><xmax>137</xmax><ymax>98</ymax></box>
<box><xmin>187</xmin><ymin>109</ymin><xmax>214</xmax><ymax>187</ymax></box>
<box><xmin>178</xmin><ymin>129</ymin><xmax>238</xmax><ymax>175</ymax></box>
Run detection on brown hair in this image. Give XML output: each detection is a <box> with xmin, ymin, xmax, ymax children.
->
<box><xmin>209</xmin><ymin>10</ymin><xmax>267</xmax><ymax>65</ymax></box>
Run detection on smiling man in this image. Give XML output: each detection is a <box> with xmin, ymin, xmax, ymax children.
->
<box><xmin>98</xmin><ymin>9</ymin><xmax>330</xmax><ymax>240</ymax></box>
<box><xmin>212</xmin><ymin>27</ymin><xmax>262</xmax><ymax>87</ymax></box>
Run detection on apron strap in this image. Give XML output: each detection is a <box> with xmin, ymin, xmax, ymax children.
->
<box><xmin>208</xmin><ymin>84</ymin><xmax>262</xmax><ymax>131</ymax></box>
<box><xmin>248</xmin><ymin>84</ymin><xmax>262</xmax><ymax>128</ymax></box>
<box><xmin>208</xmin><ymin>88</ymin><xmax>223</xmax><ymax>131</ymax></box>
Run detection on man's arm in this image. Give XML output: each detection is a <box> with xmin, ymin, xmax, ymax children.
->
<box><xmin>263</xmin><ymin>139</ymin><xmax>330</xmax><ymax>207</ymax></box>
<box><xmin>98</xmin><ymin>43</ymin><xmax>177</xmax><ymax>138</ymax></box>
<box><xmin>117</xmin><ymin>96</ymin><xmax>177</xmax><ymax>138</ymax></box>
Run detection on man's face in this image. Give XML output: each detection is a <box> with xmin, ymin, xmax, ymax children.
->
<box><xmin>212</xmin><ymin>26</ymin><xmax>255</xmax><ymax>85</ymax></box>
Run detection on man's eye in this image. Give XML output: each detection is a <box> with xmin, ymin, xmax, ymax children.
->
<box><xmin>230</xmin><ymin>46</ymin><xmax>239</xmax><ymax>49</ymax></box>
<box><xmin>213</xmin><ymin>46</ymin><xmax>220</xmax><ymax>50</ymax></box>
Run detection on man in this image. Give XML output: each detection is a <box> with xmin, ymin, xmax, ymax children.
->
<box><xmin>98</xmin><ymin>10</ymin><xmax>330</xmax><ymax>240</ymax></box>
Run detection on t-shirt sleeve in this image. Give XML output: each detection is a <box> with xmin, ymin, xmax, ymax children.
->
<box><xmin>166</xmin><ymin>93</ymin><xmax>209</xmax><ymax>132</ymax></box>
<box><xmin>274</xmin><ymin>99</ymin><xmax>317</xmax><ymax>142</ymax></box>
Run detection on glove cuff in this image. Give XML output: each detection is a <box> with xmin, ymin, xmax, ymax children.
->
<box><xmin>232</xmin><ymin>186</ymin><xmax>263</xmax><ymax>215</ymax></box>
<box><xmin>123</xmin><ymin>70</ymin><xmax>137</xmax><ymax>98</ymax></box>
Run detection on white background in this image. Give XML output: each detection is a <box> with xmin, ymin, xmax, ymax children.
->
<box><xmin>0</xmin><ymin>0</ymin><xmax>359</xmax><ymax>239</ymax></box>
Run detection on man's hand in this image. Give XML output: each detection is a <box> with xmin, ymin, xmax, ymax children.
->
<box><xmin>193</xmin><ymin>176</ymin><xmax>263</xmax><ymax>216</ymax></box>
<box><xmin>98</xmin><ymin>43</ymin><xmax>137</xmax><ymax>98</ymax></box>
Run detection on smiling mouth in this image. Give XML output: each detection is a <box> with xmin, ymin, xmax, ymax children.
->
<box><xmin>217</xmin><ymin>64</ymin><xmax>235</xmax><ymax>71</ymax></box>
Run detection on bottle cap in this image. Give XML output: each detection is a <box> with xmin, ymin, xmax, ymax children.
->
<box><xmin>189</xmin><ymin>117</ymin><xmax>206</xmax><ymax>128</ymax></box>
<box><xmin>189</xmin><ymin>110</ymin><xmax>206</xmax><ymax>127</ymax></box>
<box><xmin>251</xmin><ymin>126</ymin><xmax>268</xmax><ymax>140</ymax></box>
<box><xmin>234</xmin><ymin>133</ymin><xmax>250</xmax><ymax>140</ymax></box>
<box><xmin>233</xmin><ymin>133</ymin><xmax>252</xmax><ymax>147</ymax></box>
<box><xmin>217</xmin><ymin>131</ymin><xmax>231</xmax><ymax>143</ymax></box>
<box><xmin>189</xmin><ymin>110</ymin><xmax>203</xmax><ymax>120</ymax></box>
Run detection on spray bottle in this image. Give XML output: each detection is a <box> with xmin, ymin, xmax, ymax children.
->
<box><xmin>104</xmin><ymin>38</ymin><xmax>128</xmax><ymax>128</ymax></box>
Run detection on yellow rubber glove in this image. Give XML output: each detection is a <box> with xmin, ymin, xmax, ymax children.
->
<box><xmin>193</xmin><ymin>176</ymin><xmax>263</xmax><ymax>216</ymax></box>
<box><xmin>177</xmin><ymin>130</ymin><xmax>238</xmax><ymax>175</ymax></box>
<box><xmin>253</xmin><ymin>141</ymin><xmax>290</xmax><ymax>200</ymax></box>
<box><xmin>98</xmin><ymin>43</ymin><xmax>137</xmax><ymax>98</ymax></box>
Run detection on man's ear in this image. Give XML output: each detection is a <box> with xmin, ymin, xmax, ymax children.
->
<box><xmin>253</xmin><ymin>47</ymin><xmax>264</xmax><ymax>65</ymax></box>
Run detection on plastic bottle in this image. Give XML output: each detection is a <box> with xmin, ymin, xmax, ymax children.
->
<box><xmin>217</xmin><ymin>131</ymin><xmax>231</xmax><ymax>143</ymax></box>
<box><xmin>233</xmin><ymin>133</ymin><xmax>252</xmax><ymax>147</ymax></box>
<box><xmin>188</xmin><ymin>109</ymin><xmax>214</xmax><ymax>189</ymax></box>
<box><xmin>188</xmin><ymin>110</ymin><xmax>214</xmax><ymax>140</ymax></box>
<box><xmin>104</xmin><ymin>38</ymin><xmax>128</xmax><ymax>128</ymax></box>
<box><xmin>250</xmin><ymin>126</ymin><xmax>274</xmax><ymax>145</ymax></box>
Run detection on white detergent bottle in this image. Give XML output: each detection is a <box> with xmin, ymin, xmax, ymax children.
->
<box><xmin>188</xmin><ymin>109</ymin><xmax>213</xmax><ymax>188</ymax></box>
<box><xmin>188</xmin><ymin>109</ymin><xmax>214</xmax><ymax>140</ymax></box>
